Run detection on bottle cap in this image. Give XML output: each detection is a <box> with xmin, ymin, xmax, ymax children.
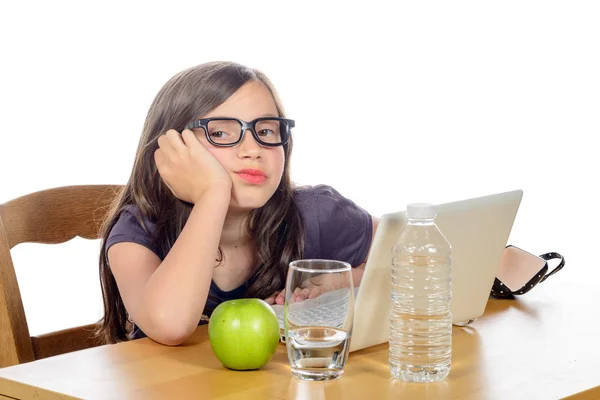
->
<box><xmin>407</xmin><ymin>203</ymin><xmax>436</xmax><ymax>219</ymax></box>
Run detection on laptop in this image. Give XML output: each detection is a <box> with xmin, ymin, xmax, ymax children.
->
<box><xmin>271</xmin><ymin>189</ymin><xmax>523</xmax><ymax>352</ymax></box>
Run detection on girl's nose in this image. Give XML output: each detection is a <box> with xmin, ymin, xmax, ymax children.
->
<box><xmin>237</xmin><ymin>129</ymin><xmax>262</xmax><ymax>158</ymax></box>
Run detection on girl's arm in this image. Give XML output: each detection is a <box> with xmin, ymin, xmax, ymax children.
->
<box><xmin>109</xmin><ymin>188</ymin><xmax>230</xmax><ymax>346</ymax></box>
<box><xmin>343</xmin><ymin>215</ymin><xmax>380</xmax><ymax>287</ymax></box>
<box><xmin>269</xmin><ymin>216</ymin><xmax>379</xmax><ymax>305</ymax></box>
<box><xmin>109</xmin><ymin>129</ymin><xmax>233</xmax><ymax>346</ymax></box>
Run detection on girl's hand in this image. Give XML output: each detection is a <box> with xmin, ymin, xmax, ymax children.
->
<box><xmin>154</xmin><ymin>129</ymin><xmax>232</xmax><ymax>204</ymax></box>
<box><xmin>264</xmin><ymin>289</ymin><xmax>317</xmax><ymax>305</ymax></box>
<box><xmin>271</xmin><ymin>274</ymin><xmax>339</xmax><ymax>305</ymax></box>
<box><xmin>263</xmin><ymin>292</ymin><xmax>280</xmax><ymax>305</ymax></box>
<box><xmin>273</xmin><ymin>287</ymin><xmax>321</xmax><ymax>305</ymax></box>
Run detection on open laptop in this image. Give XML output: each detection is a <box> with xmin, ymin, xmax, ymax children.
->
<box><xmin>271</xmin><ymin>189</ymin><xmax>523</xmax><ymax>352</ymax></box>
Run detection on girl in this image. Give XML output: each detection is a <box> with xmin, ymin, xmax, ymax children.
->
<box><xmin>96</xmin><ymin>61</ymin><xmax>378</xmax><ymax>346</ymax></box>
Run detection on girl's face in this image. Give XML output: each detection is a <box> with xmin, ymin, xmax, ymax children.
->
<box><xmin>193</xmin><ymin>80</ymin><xmax>286</xmax><ymax>212</ymax></box>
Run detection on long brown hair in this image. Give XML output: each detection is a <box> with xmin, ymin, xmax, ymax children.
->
<box><xmin>96</xmin><ymin>61</ymin><xmax>304</xmax><ymax>344</ymax></box>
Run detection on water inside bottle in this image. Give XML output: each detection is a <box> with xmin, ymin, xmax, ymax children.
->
<box><xmin>390</xmin><ymin>253</ymin><xmax>452</xmax><ymax>382</ymax></box>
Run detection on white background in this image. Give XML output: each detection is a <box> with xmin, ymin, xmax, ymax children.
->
<box><xmin>1</xmin><ymin>1</ymin><xmax>598</xmax><ymax>335</ymax></box>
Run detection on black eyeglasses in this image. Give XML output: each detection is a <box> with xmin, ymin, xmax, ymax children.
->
<box><xmin>186</xmin><ymin>117</ymin><xmax>295</xmax><ymax>147</ymax></box>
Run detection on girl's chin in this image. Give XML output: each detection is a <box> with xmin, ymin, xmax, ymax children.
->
<box><xmin>229</xmin><ymin>190</ymin><xmax>272</xmax><ymax>213</ymax></box>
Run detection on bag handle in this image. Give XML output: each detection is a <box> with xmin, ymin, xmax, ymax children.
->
<box><xmin>539</xmin><ymin>252</ymin><xmax>565</xmax><ymax>283</ymax></box>
<box><xmin>491</xmin><ymin>248</ymin><xmax>566</xmax><ymax>299</ymax></box>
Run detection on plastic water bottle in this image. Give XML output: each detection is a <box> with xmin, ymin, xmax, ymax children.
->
<box><xmin>390</xmin><ymin>203</ymin><xmax>452</xmax><ymax>382</ymax></box>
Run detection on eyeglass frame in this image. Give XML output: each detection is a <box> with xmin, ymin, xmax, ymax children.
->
<box><xmin>186</xmin><ymin>117</ymin><xmax>295</xmax><ymax>147</ymax></box>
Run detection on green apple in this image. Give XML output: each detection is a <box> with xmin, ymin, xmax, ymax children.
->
<box><xmin>208</xmin><ymin>298</ymin><xmax>280</xmax><ymax>370</ymax></box>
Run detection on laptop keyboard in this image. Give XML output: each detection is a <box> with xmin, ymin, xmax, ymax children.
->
<box><xmin>272</xmin><ymin>288</ymin><xmax>353</xmax><ymax>329</ymax></box>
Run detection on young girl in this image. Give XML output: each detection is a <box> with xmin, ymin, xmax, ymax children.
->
<box><xmin>97</xmin><ymin>61</ymin><xmax>378</xmax><ymax>346</ymax></box>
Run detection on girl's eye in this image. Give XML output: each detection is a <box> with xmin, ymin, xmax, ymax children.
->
<box><xmin>258</xmin><ymin>129</ymin><xmax>274</xmax><ymax>137</ymax></box>
<box><xmin>210</xmin><ymin>131</ymin><xmax>227</xmax><ymax>138</ymax></box>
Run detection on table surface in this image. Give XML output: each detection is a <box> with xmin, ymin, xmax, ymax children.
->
<box><xmin>0</xmin><ymin>278</ymin><xmax>599</xmax><ymax>400</ymax></box>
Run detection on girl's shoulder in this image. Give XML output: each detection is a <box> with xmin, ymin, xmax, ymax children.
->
<box><xmin>292</xmin><ymin>183</ymin><xmax>355</xmax><ymax>206</ymax></box>
<box><xmin>293</xmin><ymin>184</ymin><xmax>373</xmax><ymax>267</ymax></box>
<box><xmin>292</xmin><ymin>184</ymin><xmax>369</xmax><ymax>219</ymax></box>
<box><xmin>105</xmin><ymin>204</ymin><xmax>162</xmax><ymax>259</ymax></box>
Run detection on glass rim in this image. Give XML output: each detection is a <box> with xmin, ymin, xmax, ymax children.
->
<box><xmin>289</xmin><ymin>259</ymin><xmax>351</xmax><ymax>273</ymax></box>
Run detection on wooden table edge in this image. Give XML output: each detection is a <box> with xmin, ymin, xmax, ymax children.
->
<box><xmin>0</xmin><ymin>375</ymin><xmax>80</xmax><ymax>400</ymax></box>
<box><xmin>562</xmin><ymin>385</ymin><xmax>600</xmax><ymax>400</ymax></box>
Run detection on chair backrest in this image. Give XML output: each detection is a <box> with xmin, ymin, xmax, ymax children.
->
<box><xmin>0</xmin><ymin>185</ymin><xmax>123</xmax><ymax>367</ymax></box>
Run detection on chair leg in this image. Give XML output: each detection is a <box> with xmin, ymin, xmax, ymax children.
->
<box><xmin>0</xmin><ymin>219</ymin><xmax>35</xmax><ymax>367</ymax></box>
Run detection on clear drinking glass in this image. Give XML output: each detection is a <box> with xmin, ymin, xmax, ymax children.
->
<box><xmin>284</xmin><ymin>259</ymin><xmax>355</xmax><ymax>381</ymax></box>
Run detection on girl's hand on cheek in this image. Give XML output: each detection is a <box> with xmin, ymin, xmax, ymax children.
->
<box><xmin>154</xmin><ymin>129</ymin><xmax>232</xmax><ymax>203</ymax></box>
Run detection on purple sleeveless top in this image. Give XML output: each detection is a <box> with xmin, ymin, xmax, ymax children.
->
<box><xmin>105</xmin><ymin>184</ymin><xmax>372</xmax><ymax>339</ymax></box>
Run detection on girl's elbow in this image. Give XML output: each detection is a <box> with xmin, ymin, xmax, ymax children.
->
<box><xmin>153</xmin><ymin>329</ymin><xmax>190</xmax><ymax>346</ymax></box>
<box><xmin>146</xmin><ymin>314</ymin><xmax>196</xmax><ymax>346</ymax></box>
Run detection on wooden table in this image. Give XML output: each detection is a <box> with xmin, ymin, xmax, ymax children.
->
<box><xmin>0</xmin><ymin>278</ymin><xmax>599</xmax><ymax>400</ymax></box>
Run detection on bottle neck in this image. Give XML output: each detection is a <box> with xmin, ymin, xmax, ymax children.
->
<box><xmin>407</xmin><ymin>218</ymin><xmax>435</xmax><ymax>226</ymax></box>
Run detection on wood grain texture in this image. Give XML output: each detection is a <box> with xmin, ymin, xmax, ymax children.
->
<box><xmin>0</xmin><ymin>219</ymin><xmax>33</xmax><ymax>367</ymax></box>
<box><xmin>0</xmin><ymin>185</ymin><xmax>123</xmax><ymax>368</ymax></box>
<box><xmin>0</xmin><ymin>186</ymin><xmax>122</xmax><ymax>248</ymax></box>
<box><xmin>0</xmin><ymin>277</ymin><xmax>598</xmax><ymax>400</ymax></box>
<box><xmin>31</xmin><ymin>324</ymin><xmax>102</xmax><ymax>360</ymax></box>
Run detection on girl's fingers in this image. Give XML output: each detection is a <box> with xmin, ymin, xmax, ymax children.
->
<box><xmin>286</xmin><ymin>285</ymin><xmax>326</xmax><ymax>303</ymax></box>
<box><xmin>263</xmin><ymin>294</ymin><xmax>276</xmax><ymax>305</ymax></box>
<box><xmin>291</xmin><ymin>287</ymin><xmax>303</xmax><ymax>303</ymax></box>
<box><xmin>275</xmin><ymin>290</ymin><xmax>285</xmax><ymax>305</ymax></box>
<box><xmin>154</xmin><ymin>148</ymin><xmax>164</xmax><ymax>166</ymax></box>
<box><xmin>157</xmin><ymin>131</ymin><xmax>174</xmax><ymax>154</ymax></box>
<box><xmin>154</xmin><ymin>149</ymin><xmax>170</xmax><ymax>176</ymax></box>
<box><xmin>158</xmin><ymin>129</ymin><xmax>189</xmax><ymax>161</ymax></box>
<box><xmin>181</xmin><ymin>128</ymin><xmax>201</xmax><ymax>149</ymax></box>
<box><xmin>165</xmin><ymin>129</ymin><xmax>187</xmax><ymax>151</ymax></box>
<box><xmin>293</xmin><ymin>288</ymin><xmax>311</xmax><ymax>303</ymax></box>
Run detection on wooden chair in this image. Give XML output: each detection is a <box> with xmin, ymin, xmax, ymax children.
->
<box><xmin>0</xmin><ymin>185</ymin><xmax>123</xmax><ymax>367</ymax></box>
